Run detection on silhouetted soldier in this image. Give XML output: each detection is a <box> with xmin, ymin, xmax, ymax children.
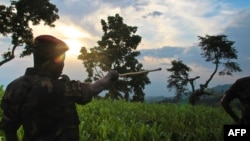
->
<box><xmin>0</xmin><ymin>35</ymin><xmax>119</xmax><ymax>141</ymax></box>
<box><xmin>220</xmin><ymin>76</ymin><xmax>250</xmax><ymax>125</ymax></box>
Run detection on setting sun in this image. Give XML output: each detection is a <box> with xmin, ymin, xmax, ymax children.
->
<box><xmin>64</xmin><ymin>39</ymin><xmax>82</xmax><ymax>55</ymax></box>
<box><xmin>58</xmin><ymin>25</ymin><xmax>91</xmax><ymax>56</ymax></box>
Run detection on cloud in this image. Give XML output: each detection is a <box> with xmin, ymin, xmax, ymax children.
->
<box><xmin>225</xmin><ymin>9</ymin><xmax>250</xmax><ymax>54</ymax></box>
<box><xmin>49</xmin><ymin>0</ymin><xmax>242</xmax><ymax>50</ymax></box>
<box><xmin>224</xmin><ymin>8</ymin><xmax>250</xmax><ymax>76</ymax></box>
<box><xmin>140</xmin><ymin>46</ymin><xmax>187</xmax><ymax>58</ymax></box>
<box><xmin>0</xmin><ymin>0</ymin><xmax>10</xmax><ymax>5</ymax></box>
<box><xmin>1</xmin><ymin>0</ymin><xmax>249</xmax><ymax>97</ymax></box>
<box><xmin>137</xmin><ymin>19</ymin><xmax>250</xmax><ymax>87</ymax></box>
<box><xmin>143</xmin><ymin>11</ymin><xmax>163</xmax><ymax>18</ymax></box>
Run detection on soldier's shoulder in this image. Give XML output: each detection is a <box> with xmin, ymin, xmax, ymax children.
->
<box><xmin>236</xmin><ymin>76</ymin><xmax>250</xmax><ymax>83</ymax></box>
<box><xmin>7</xmin><ymin>75</ymin><xmax>28</xmax><ymax>87</ymax></box>
<box><xmin>6</xmin><ymin>75</ymin><xmax>42</xmax><ymax>90</ymax></box>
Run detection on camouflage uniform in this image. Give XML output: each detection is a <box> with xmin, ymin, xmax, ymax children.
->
<box><xmin>221</xmin><ymin>76</ymin><xmax>250</xmax><ymax>125</ymax></box>
<box><xmin>0</xmin><ymin>67</ymin><xmax>93</xmax><ymax>141</ymax></box>
<box><xmin>0</xmin><ymin>35</ymin><xmax>118</xmax><ymax>141</ymax></box>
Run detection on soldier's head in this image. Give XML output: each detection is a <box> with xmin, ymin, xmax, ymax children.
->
<box><xmin>32</xmin><ymin>35</ymin><xmax>69</xmax><ymax>78</ymax></box>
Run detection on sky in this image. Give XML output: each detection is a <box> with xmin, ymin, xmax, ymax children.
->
<box><xmin>0</xmin><ymin>0</ymin><xmax>249</xmax><ymax>97</ymax></box>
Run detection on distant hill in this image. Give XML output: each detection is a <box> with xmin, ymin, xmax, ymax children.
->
<box><xmin>210</xmin><ymin>84</ymin><xmax>232</xmax><ymax>93</ymax></box>
<box><xmin>145</xmin><ymin>96</ymin><xmax>166</xmax><ymax>103</ymax></box>
<box><xmin>196</xmin><ymin>84</ymin><xmax>232</xmax><ymax>106</ymax></box>
<box><xmin>146</xmin><ymin>84</ymin><xmax>233</xmax><ymax>105</ymax></box>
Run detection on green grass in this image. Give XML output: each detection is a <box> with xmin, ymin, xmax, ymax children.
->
<box><xmin>0</xmin><ymin>98</ymin><xmax>234</xmax><ymax>141</ymax></box>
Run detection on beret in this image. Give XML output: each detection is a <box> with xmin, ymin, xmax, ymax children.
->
<box><xmin>33</xmin><ymin>35</ymin><xmax>69</xmax><ymax>53</ymax></box>
<box><xmin>32</xmin><ymin>35</ymin><xmax>69</xmax><ymax>65</ymax></box>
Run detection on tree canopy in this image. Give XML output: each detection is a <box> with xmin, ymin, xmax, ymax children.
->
<box><xmin>167</xmin><ymin>34</ymin><xmax>242</xmax><ymax>105</ymax></box>
<box><xmin>0</xmin><ymin>0</ymin><xmax>59</xmax><ymax>66</ymax></box>
<box><xmin>167</xmin><ymin>59</ymin><xmax>191</xmax><ymax>100</ymax></box>
<box><xmin>78</xmin><ymin>14</ymin><xmax>150</xmax><ymax>102</ymax></box>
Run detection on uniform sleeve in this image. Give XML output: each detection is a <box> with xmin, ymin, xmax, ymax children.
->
<box><xmin>0</xmin><ymin>76</ymin><xmax>31</xmax><ymax>133</ymax></box>
<box><xmin>63</xmin><ymin>78</ymin><xmax>93</xmax><ymax>105</ymax></box>
<box><xmin>0</xmin><ymin>84</ymin><xmax>21</xmax><ymax>133</ymax></box>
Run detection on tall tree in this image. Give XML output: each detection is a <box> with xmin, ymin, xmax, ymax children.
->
<box><xmin>166</xmin><ymin>34</ymin><xmax>242</xmax><ymax>105</ymax></box>
<box><xmin>0</xmin><ymin>0</ymin><xmax>59</xmax><ymax>66</ymax></box>
<box><xmin>78</xmin><ymin>14</ymin><xmax>150</xmax><ymax>102</ymax></box>
<box><xmin>166</xmin><ymin>59</ymin><xmax>191</xmax><ymax>101</ymax></box>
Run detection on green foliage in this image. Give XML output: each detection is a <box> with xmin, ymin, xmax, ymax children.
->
<box><xmin>198</xmin><ymin>35</ymin><xmax>242</xmax><ymax>76</ymax></box>
<box><xmin>0</xmin><ymin>85</ymin><xmax>4</xmax><ymax>98</ymax></box>
<box><xmin>0</xmin><ymin>99</ymin><xmax>234</xmax><ymax>140</ymax></box>
<box><xmin>167</xmin><ymin>60</ymin><xmax>191</xmax><ymax>100</ymax></box>
<box><xmin>79</xmin><ymin>99</ymin><xmax>233</xmax><ymax>141</ymax></box>
<box><xmin>0</xmin><ymin>85</ymin><xmax>4</xmax><ymax>125</ymax></box>
<box><xmin>0</xmin><ymin>85</ymin><xmax>4</xmax><ymax>139</ymax></box>
<box><xmin>78</xmin><ymin>14</ymin><xmax>150</xmax><ymax>101</ymax></box>
<box><xmin>0</xmin><ymin>0</ymin><xmax>59</xmax><ymax>66</ymax></box>
<box><xmin>167</xmin><ymin>34</ymin><xmax>242</xmax><ymax>105</ymax></box>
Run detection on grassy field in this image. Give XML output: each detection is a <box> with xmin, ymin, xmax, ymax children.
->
<box><xmin>77</xmin><ymin>99</ymin><xmax>234</xmax><ymax>141</ymax></box>
<box><xmin>0</xmin><ymin>98</ymin><xmax>234</xmax><ymax>141</ymax></box>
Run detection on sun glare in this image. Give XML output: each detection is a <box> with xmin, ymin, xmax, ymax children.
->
<box><xmin>64</xmin><ymin>39</ymin><xmax>82</xmax><ymax>56</ymax></box>
<box><xmin>59</xmin><ymin>25</ymin><xmax>90</xmax><ymax>56</ymax></box>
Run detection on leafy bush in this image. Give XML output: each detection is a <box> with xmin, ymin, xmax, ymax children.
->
<box><xmin>0</xmin><ymin>85</ymin><xmax>4</xmax><ymax>101</ymax></box>
<box><xmin>0</xmin><ymin>85</ymin><xmax>4</xmax><ymax>140</ymax></box>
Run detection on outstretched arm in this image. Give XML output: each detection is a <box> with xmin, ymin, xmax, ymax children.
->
<box><xmin>66</xmin><ymin>70</ymin><xmax>119</xmax><ymax>104</ymax></box>
<box><xmin>89</xmin><ymin>70</ymin><xmax>119</xmax><ymax>96</ymax></box>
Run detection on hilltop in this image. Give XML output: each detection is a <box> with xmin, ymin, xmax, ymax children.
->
<box><xmin>146</xmin><ymin>84</ymin><xmax>232</xmax><ymax>106</ymax></box>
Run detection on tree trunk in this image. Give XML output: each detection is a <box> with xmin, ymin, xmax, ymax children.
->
<box><xmin>0</xmin><ymin>45</ymin><xmax>17</xmax><ymax>67</ymax></box>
